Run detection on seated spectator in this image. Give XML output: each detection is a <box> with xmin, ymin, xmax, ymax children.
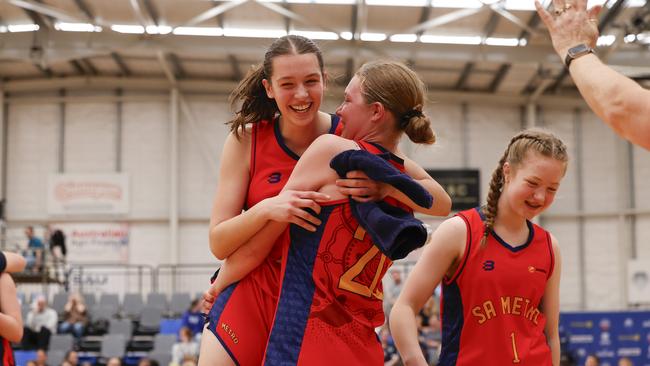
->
<box><xmin>24</xmin><ymin>226</ymin><xmax>44</xmax><ymax>273</ymax></box>
<box><xmin>618</xmin><ymin>357</ymin><xmax>634</xmax><ymax>366</ymax></box>
<box><xmin>106</xmin><ymin>357</ymin><xmax>122</xmax><ymax>366</ymax></box>
<box><xmin>35</xmin><ymin>349</ymin><xmax>48</xmax><ymax>366</ymax></box>
<box><xmin>181</xmin><ymin>300</ymin><xmax>203</xmax><ymax>341</ymax></box>
<box><xmin>379</xmin><ymin>326</ymin><xmax>399</xmax><ymax>366</ymax></box>
<box><xmin>22</xmin><ymin>296</ymin><xmax>57</xmax><ymax>350</ymax></box>
<box><xmin>585</xmin><ymin>354</ymin><xmax>600</xmax><ymax>366</ymax></box>
<box><xmin>58</xmin><ymin>293</ymin><xmax>87</xmax><ymax>339</ymax></box>
<box><xmin>421</xmin><ymin>316</ymin><xmax>442</xmax><ymax>364</ymax></box>
<box><xmin>137</xmin><ymin>358</ymin><xmax>159</xmax><ymax>366</ymax></box>
<box><xmin>171</xmin><ymin>327</ymin><xmax>199</xmax><ymax>365</ymax></box>
<box><xmin>63</xmin><ymin>350</ymin><xmax>79</xmax><ymax>366</ymax></box>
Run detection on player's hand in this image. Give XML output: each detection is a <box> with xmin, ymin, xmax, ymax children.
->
<box><xmin>201</xmin><ymin>283</ymin><xmax>220</xmax><ymax>314</ymax></box>
<box><xmin>262</xmin><ymin>190</ymin><xmax>330</xmax><ymax>232</ymax></box>
<box><xmin>336</xmin><ymin>170</ymin><xmax>391</xmax><ymax>203</ymax></box>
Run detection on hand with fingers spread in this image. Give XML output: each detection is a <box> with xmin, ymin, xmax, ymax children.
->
<box><xmin>535</xmin><ymin>0</ymin><xmax>602</xmax><ymax>60</ymax></box>
<box><xmin>335</xmin><ymin>170</ymin><xmax>392</xmax><ymax>203</ymax></box>
<box><xmin>260</xmin><ymin>189</ymin><xmax>330</xmax><ymax>231</ymax></box>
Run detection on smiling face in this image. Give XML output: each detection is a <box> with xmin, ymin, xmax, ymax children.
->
<box><xmin>336</xmin><ymin>75</ymin><xmax>376</xmax><ymax>140</ymax></box>
<box><xmin>262</xmin><ymin>53</ymin><xmax>324</xmax><ymax>127</ymax></box>
<box><xmin>502</xmin><ymin>151</ymin><xmax>566</xmax><ymax>220</ymax></box>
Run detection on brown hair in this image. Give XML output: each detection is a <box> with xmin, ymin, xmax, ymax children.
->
<box><xmin>227</xmin><ymin>35</ymin><xmax>324</xmax><ymax>138</ymax></box>
<box><xmin>481</xmin><ymin>128</ymin><xmax>568</xmax><ymax>246</ymax></box>
<box><xmin>355</xmin><ymin>60</ymin><xmax>435</xmax><ymax>145</ymax></box>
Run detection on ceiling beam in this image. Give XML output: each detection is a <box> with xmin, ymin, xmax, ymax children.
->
<box><xmin>180</xmin><ymin>0</ymin><xmax>248</xmax><ymax>28</ymax></box>
<box><xmin>228</xmin><ymin>54</ymin><xmax>242</xmax><ymax>81</ymax></box>
<box><xmin>34</xmin><ymin>63</ymin><xmax>53</xmax><ymax>78</ymax></box>
<box><xmin>393</xmin><ymin>7</ymin><xmax>484</xmax><ymax>37</ymax></box>
<box><xmin>354</xmin><ymin>0</ymin><xmax>367</xmax><ymax>41</ymax></box>
<box><xmin>168</xmin><ymin>53</ymin><xmax>187</xmax><ymax>80</ymax></box>
<box><xmin>141</xmin><ymin>0</ymin><xmax>160</xmax><ymax>26</ymax></box>
<box><xmin>488</xmin><ymin>63</ymin><xmax>511</xmax><ymax>93</ymax></box>
<box><xmin>81</xmin><ymin>58</ymin><xmax>98</xmax><ymax>76</ymax></box>
<box><xmin>9</xmin><ymin>0</ymin><xmax>84</xmax><ymax>24</ymax></box>
<box><xmin>483</xmin><ymin>12</ymin><xmax>500</xmax><ymax>40</ymax></box>
<box><xmin>68</xmin><ymin>60</ymin><xmax>86</xmax><ymax>76</ymax></box>
<box><xmin>254</xmin><ymin>1</ymin><xmax>340</xmax><ymax>35</ymax></box>
<box><xmin>487</xmin><ymin>3</ymin><xmax>539</xmax><ymax>36</ymax></box>
<box><xmin>73</xmin><ymin>0</ymin><xmax>94</xmax><ymax>22</ymax></box>
<box><xmin>415</xmin><ymin>0</ymin><xmax>433</xmax><ymax>37</ymax></box>
<box><xmin>455</xmin><ymin>62</ymin><xmax>474</xmax><ymax>90</ymax></box>
<box><xmin>111</xmin><ymin>52</ymin><xmax>132</xmax><ymax>77</ymax></box>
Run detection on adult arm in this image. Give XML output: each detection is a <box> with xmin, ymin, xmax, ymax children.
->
<box><xmin>535</xmin><ymin>0</ymin><xmax>650</xmax><ymax>150</ymax></box>
<box><xmin>542</xmin><ymin>234</ymin><xmax>562</xmax><ymax>366</ymax></box>
<box><xmin>389</xmin><ymin>217</ymin><xmax>466</xmax><ymax>366</ymax></box>
<box><xmin>0</xmin><ymin>273</ymin><xmax>23</xmax><ymax>342</ymax></box>
<box><xmin>209</xmin><ymin>131</ymin><xmax>328</xmax><ymax>260</ymax></box>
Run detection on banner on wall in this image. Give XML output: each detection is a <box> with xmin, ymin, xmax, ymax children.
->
<box><xmin>54</xmin><ymin>223</ymin><xmax>129</xmax><ymax>264</ymax></box>
<box><xmin>425</xmin><ymin>169</ymin><xmax>480</xmax><ymax>211</ymax></box>
<box><xmin>47</xmin><ymin>174</ymin><xmax>129</xmax><ymax>215</ymax></box>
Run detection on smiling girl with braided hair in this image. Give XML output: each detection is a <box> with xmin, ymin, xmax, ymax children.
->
<box><xmin>390</xmin><ymin>129</ymin><xmax>568</xmax><ymax>366</ymax></box>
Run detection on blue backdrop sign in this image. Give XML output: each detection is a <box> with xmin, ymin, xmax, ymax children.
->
<box><xmin>560</xmin><ymin>311</ymin><xmax>650</xmax><ymax>366</ymax></box>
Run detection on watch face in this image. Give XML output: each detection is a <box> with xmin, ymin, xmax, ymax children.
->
<box><xmin>569</xmin><ymin>44</ymin><xmax>590</xmax><ymax>56</ymax></box>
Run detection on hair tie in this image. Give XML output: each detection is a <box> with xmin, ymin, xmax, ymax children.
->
<box><xmin>400</xmin><ymin>109</ymin><xmax>423</xmax><ymax>128</ymax></box>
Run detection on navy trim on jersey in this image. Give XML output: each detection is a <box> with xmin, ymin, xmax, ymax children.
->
<box><xmin>206</xmin><ymin>282</ymin><xmax>240</xmax><ymax>365</ymax></box>
<box><xmin>273</xmin><ymin>117</ymin><xmax>301</xmax><ymax>161</ymax></box>
<box><xmin>439</xmin><ymin>281</ymin><xmax>464</xmax><ymax>366</ymax></box>
<box><xmin>365</xmin><ymin>141</ymin><xmax>405</xmax><ymax>166</ymax></box>
<box><xmin>474</xmin><ymin>207</ymin><xmax>535</xmax><ymax>253</ymax></box>
<box><xmin>264</xmin><ymin>206</ymin><xmax>335</xmax><ymax>366</ymax></box>
<box><xmin>546</xmin><ymin>231</ymin><xmax>555</xmax><ymax>279</ymax></box>
<box><xmin>446</xmin><ymin>212</ymin><xmax>473</xmax><ymax>284</ymax></box>
<box><xmin>328</xmin><ymin>114</ymin><xmax>340</xmax><ymax>134</ymax></box>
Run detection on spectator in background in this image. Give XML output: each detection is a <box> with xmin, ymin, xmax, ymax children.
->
<box><xmin>48</xmin><ymin>226</ymin><xmax>67</xmax><ymax>260</ymax></box>
<box><xmin>24</xmin><ymin>226</ymin><xmax>44</xmax><ymax>273</ymax></box>
<box><xmin>585</xmin><ymin>354</ymin><xmax>600</xmax><ymax>366</ymax></box>
<box><xmin>106</xmin><ymin>357</ymin><xmax>122</xmax><ymax>366</ymax></box>
<box><xmin>137</xmin><ymin>358</ymin><xmax>159</xmax><ymax>366</ymax></box>
<box><xmin>58</xmin><ymin>293</ymin><xmax>87</xmax><ymax>339</ymax></box>
<box><xmin>181</xmin><ymin>299</ymin><xmax>203</xmax><ymax>341</ymax></box>
<box><xmin>379</xmin><ymin>326</ymin><xmax>399</xmax><ymax>366</ymax></box>
<box><xmin>22</xmin><ymin>295</ymin><xmax>57</xmax><ymax>350</ymax></box>
<box><xmin>618</xmin><ymin>357</ymin><xmax>634</xmax><ymax>366</ymax></box>
<box><xmin>172</xmin><ymin>327</ymin><xmax>199</xmax><ymax>365</ymax></box>
<box><xmin>62</xmin><ymin>350</ymin><xmax>79</xmax><ymax>366</ymax></box>
<box><xmin>383</xmin><ymin>270</ymin><xmax>404</xmax><ymax>319</ymax></box>
<box><xmin>34</xmin><ymin>349</ymin><xmax>48</xmax><ymax>366</ymax></box>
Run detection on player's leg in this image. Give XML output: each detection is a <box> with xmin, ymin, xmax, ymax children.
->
<box><xmin>198</xmin><ymin>324</ymin><xmax>236</xmax><ymax>366</ymax></box>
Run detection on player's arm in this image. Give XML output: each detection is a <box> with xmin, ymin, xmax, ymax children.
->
<box><xmin>390</xmin><ymin>217</ymin><xmax>465</xmax><ymax>366</ymax></box>
<box><xmin>542</xmin><ymin>234</ymin><xmax>562</xmax><ymax>366</ymax></box>
<box><xmin>207</xmin><ymin>135</ymin><xmax>346</xmax><ymax>294</ymax></box>
<box><xmin>335</xmin><ymin>156</ymin><xmax>451</xmax><ymax>217</ymax></box>
<box><xmin>210</xmin><ymin>131</ymin><xmax>330</xmax><ymax>260</ymax></box>
<box><xmin>1</xmin><ymin>251</ymin><xmax>26</xmax><ymax>273</ymax></box>
<box><xmin>0</xmin><ymin>273</ymin><xmax>23</xmax><ymax>342</ymax></box>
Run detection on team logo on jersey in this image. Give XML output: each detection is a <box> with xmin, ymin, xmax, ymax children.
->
<box><xmin>528</xmin><ymin>266</ymin><xmax>547</xmax><ymax>274</ymax></box>
<box><xmin>268</xmin><ymin>172</ymin><xmax>282</xmax><ymax>184</ymax></box>
<box><xmin>482</xmin><ymin>260</ymin><xmax>495</xmax><ymax>271</ymax></box>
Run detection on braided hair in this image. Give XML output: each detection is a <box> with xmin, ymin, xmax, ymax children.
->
<box><xmin>480</xmin><ymin>129</ymin><xmax>568</xmax><ymax>247</ymax></box>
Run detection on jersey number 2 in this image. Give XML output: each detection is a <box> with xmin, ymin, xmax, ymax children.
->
<box><xmin>338</xmin><ymin>228</ymin><xmax>389</xmax><ymax>300</ymax></box>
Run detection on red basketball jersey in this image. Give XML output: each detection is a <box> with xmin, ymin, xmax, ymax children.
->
<box><xmin>0</xmin><ymin>337</ymin><xmax>15</xmax><ymax>366</ymax></box>
<box><xmin>439</xmin><ymin>207</ymin><xmax>555</xmax><ymax>366</ymax></box>
<box><xmin>263</xmin><ymin>141</ymin><xmax>412</xmax><ymax>366</ymax></box>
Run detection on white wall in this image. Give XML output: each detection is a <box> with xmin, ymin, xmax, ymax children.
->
<box><xmin>4</xmin><ymin>92</ymin><xmax>650</xmax><ymax>310</ymax></box>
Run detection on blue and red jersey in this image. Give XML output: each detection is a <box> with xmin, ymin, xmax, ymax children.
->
<box><xmin>439</xmin><ymin>207</ymin><xmax>555</xmax><ymax>366</ymax></box>
<box><xmin>262</xmin><ymin>141</ymin><xmax>419</xmax><ymax>366</ymax></box>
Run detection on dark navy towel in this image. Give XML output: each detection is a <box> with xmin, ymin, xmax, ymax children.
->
<box><xmin>329</xmin><ymin>149</ymin><xmax>433</xmax><ymax>260</ymax></box>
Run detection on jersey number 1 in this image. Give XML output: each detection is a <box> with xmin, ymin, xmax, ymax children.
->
<box><xmin>510</xmin><ymin>332</ymin><xmax>521</xmax><ymax>364</ymax></box>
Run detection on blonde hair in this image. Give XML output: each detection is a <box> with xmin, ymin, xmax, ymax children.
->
<box><xmin>480</xmin><ymin>129</ymin><xmax>568</xmax><ymax>246</ymax></box>
<box><xmin>355</xmin><ymin>60</ymin><xmax>435</xmax><ymax>145</ymax></box>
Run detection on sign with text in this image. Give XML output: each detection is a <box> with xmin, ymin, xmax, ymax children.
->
<box><xmin>425</xmin><ymin>169</ymin><xmax>480</xmax><ymax>211</ymax></box>
<box><xmin>47</xmin><ymin>174</ymin><xmax>129</xmax><ymax>215</ymax></box>
<box><xmin>54</xmin><ymin>222</ymin><xmax>129</xmax><ymax>264</ymax></box>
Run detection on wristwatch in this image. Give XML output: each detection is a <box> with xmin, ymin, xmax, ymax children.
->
<box><xmin>564</xmin><ymin>44</ymin><xmax>594</xmax><ymax>68</ymax></box>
